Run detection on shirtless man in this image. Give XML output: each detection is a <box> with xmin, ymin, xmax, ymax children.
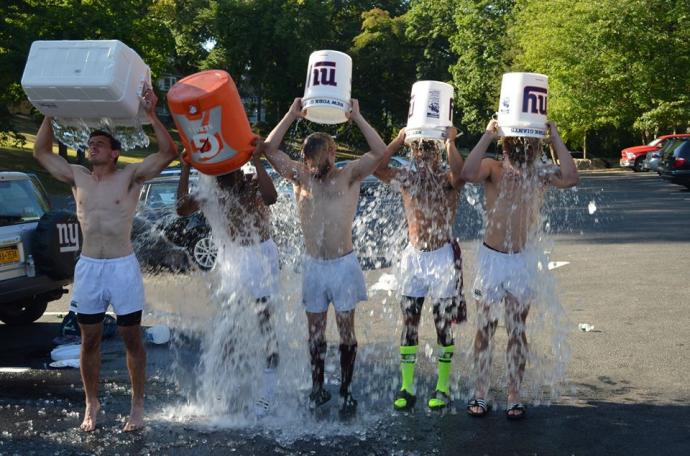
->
<box><xmin>33</xmin><ymin>87</ymin><xmax>177</xmax><ymax>432</ymax></box>
<box><xmin>461</xmin><ymin>119</ymin><xmax>578</xmax><ymax>420</ymax></box>
<box><xmin>176</xmin><ymin>141</ymin><xmax>281</xmax><ymax>416</ymax></box>
<box><xmin>374</xmin><ymin>127</ymin><xmax>466</xmax><ymax>411</ymax></box>
<box><xmin>263</xmin><ymin>98</ymin><xmax>386</xmax><ymax>415</ymax></box>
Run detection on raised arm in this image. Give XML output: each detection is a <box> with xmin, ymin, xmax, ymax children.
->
<box><xmin>251</xmin><ymin>140</ymin><xmax>278</xmax><ymax>206</ymax></box>
<box><xmin>33</xmin><ymin>116</ymin><xmax>76</xmax><ymax>185</ymax></box>
<box><xmin>446</xmin><ymin>126</ymin><xmax>465</xmax><ymax>190</ymax></box>
<box><xmin>546</xmin><ymin>121</ymin><xmax>579</xmax><ymax>188</ymax></box>
<box><xmin>460</xmin><ymin>119</ymin><xmax>498</xmax><ymax>183</ymax></box>
<box><xmin>347</xmin><ymin>99</ymin><xmax>387</xmax><ymax>182</ymax></box>
<box><xmin>176</xmin><ymin>157</ymin><xmax>200</xmax><ymax>216</ymax></box>
<box><xmin>263</xmin><ymin>98</ymin><xmax>309</xmax><ymax>183</ymax></box>
<box><xmin>132</xmin><ymin>86</ymin><xmax>178</xmax><ymax>184</ymax></box>
<box><xmin>374</xmin><ymin>128</ymin><xmax>405</xmax><ymax>184</ymax></box>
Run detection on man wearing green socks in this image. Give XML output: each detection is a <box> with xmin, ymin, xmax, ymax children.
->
<box><xmin>375</xmin><ymin>127</ymin><xmax>467</xmax><ymax>410</ymax></box>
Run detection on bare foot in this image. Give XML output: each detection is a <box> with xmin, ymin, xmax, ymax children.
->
<box><xmin>79</xmin><ymin>402</ymin><xmax>100</xmax><ymax>432</ymax></box>
<box><xmin>123</xmin><ymin>403</ymin><xmax>144</xmax><ymax>432</ymax></box>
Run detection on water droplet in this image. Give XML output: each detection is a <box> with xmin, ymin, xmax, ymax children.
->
<box><xmin>588</xmin><ymin>201</ymin><xmax>597</xmax><ymax>215</ymax></box>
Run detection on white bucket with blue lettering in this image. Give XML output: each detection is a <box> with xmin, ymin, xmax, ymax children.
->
<box><xmin>497</xmin><ymin>72</ymin><xmax>548</xmax><ymax>138</ymax></box>
<box><xmin>404</xmin><ymin>81</ymin><xmax>454</xmax><ymax>144</ymax></box>
<box><xmin>302</xmin><ymin>50</ymin><xmax>352</xmax><ymax>125</ymax></box>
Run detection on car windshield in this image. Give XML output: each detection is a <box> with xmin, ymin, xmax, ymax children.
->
<box><xmin>0</xmin><ymin>179</ymin><xmax>48</xmax><ymax>226</ymax></box>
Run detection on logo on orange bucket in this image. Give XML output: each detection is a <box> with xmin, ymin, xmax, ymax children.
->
<box><xmin>175</xmin><ymin>106</ymin><xmax>237</xmax><ymax>163</ymax></box>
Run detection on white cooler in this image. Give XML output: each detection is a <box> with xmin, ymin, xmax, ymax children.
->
<box><xmin>21</xmin><ymin>40</ymin><xmax>151</xmax><ymax>126</ymax></box>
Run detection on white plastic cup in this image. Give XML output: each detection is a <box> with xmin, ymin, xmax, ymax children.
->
<box><xmin>497</xmin><ymin>72</ymin><xmax>548</xmax><ymax>138</ymax></box>
<box><xmin>144</xmin><ymin>325</ymin><xmax>171</xmax><ymax>344</ymax></box>
<box><xmin>302</xmin><ymin>50</ymin><xmax>352</xmax><ymax>125</ymax></box>
<box><xmin>404</xmin><ymin>81</ymin><xmax>454</xmax><ymax>144</ymax></box>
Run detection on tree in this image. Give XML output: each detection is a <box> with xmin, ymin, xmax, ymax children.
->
<box><xmin>350</xmin><ymin>8</ymin><xmax>419</xmax><ymax>139</ymax></box>
<box><xmin>0</xmin><ymin>0</ymin><xmax>176</xmax><ymax>139</ymax></box>
<box><xmin>449</xmin><ymin>0</ymin><xmax>515</xmax><ymax>134</ymax></box>
<box><xmin>512</xmin><ymin>0</ymin><xmax>690</xmax><ymax>156</ymax></box>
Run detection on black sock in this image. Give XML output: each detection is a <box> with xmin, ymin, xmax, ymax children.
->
<box><xmin>309</xmin><ymin>340</ymin><xmax>327</xmax><ymax>390</ymax></box>
<box><xmin>339</xmin><ymin>343</ymin><xmax>358</xmax><ymax>396</ymax></box>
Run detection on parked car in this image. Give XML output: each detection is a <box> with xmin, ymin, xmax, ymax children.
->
<box><xmin>620</xmin><ymin>134</ymin><xmax>690</xmax><ymax>172</ymax></box>
<box><xmin>133</xmin><ymin>159</ymin><xmax>406</xmax><ymax>272</ymax></box>
<box><xmin>642</xmin><ymin>138</ymin><xmax>682</xmax><ymax>172</ymax></box>
<box><xmin>657</xmin><ymin>138</ymin><xmax>690</xmax><ymax>189</ymax></box>
<box><xmin>134</xmin><ymin>171</ymin><xmax>208</xmax><ymax>270</ymax></box>
<box><xmin>0</xmin><ymin>172</ymin><xmax>81</xmax><ymax>324</ymax></box>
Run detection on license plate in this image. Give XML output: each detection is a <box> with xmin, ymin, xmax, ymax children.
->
<box><xmin>0</xmin><ymin>246</ymin><xmax>20</xmax><ymax>264</ymax></box>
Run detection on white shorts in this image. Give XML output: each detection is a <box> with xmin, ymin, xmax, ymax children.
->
<box><xmin>216</xmin><ymin>239</ymin><xmax>280</xmax><ymax>301</ymax></box>
<box><xmin>472</xmin><ymin>244</ymin><xmax>537</xmax><ymax>318</ymax></box>
<box><xmin>70</xmin><ymin>253</ymin><xmax>145</xmax><ymax>317</ymax></box>
<box><xmin>302</xmin><ymin>251</ymin><xmax>367</xmax><ymax>313</ymax></box>
<box><xmin>399</xmin><ymin>243</ymin><xmax>461</xmax><ymax>300</ymax></box>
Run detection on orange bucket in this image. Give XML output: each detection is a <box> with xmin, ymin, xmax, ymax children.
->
<box><xmin>167</xmin><ymin>70</ymin><xmax>256</xmax><ymax>175</ymax></box>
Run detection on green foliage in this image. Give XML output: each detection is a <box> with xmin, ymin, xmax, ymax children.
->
<box><xmin>449</xmin><ymin>0</ymin><xmax>515</xmax><ymax>134</ymax></box>
<box><xmin>3</xmin><ymin>0</ymin><xmax>690</xmax><ymax>155</ymax></box>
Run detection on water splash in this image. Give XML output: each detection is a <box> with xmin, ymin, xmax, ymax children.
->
<box><xmin>52</xmin><ymin>117</ymin><xmax>150</xmax><ymax>151</ymax></box>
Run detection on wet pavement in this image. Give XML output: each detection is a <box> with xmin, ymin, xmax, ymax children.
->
<box><xmin>2</xmin><ymin>172</ymin><xmax>690</xmax><ymax>455</ymax></box>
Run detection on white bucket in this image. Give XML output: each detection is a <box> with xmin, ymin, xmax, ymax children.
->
<box><xmin>21</xmin><ymin>40</ymin><xmax>151</xmax><ymax>127</ymax></box>
<box><xmin>404</xmin><ymin>81</ymin><xmax>454</xmax><ymax>143</ymax></box>
<box><xmin>497</xmin><ymin>72</ymin><xmax>548</xmax><ymax>138</ymax></box>
<box><xmin>302</xmin><ymin>50</ymin><xmax>352</xmax><ymax>125</ymax></box>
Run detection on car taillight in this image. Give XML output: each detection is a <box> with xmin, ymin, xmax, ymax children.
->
<box><xmin>673</xmin><ymin>157</ymin><xmax>686</xmax><ymax>168</ymax></box>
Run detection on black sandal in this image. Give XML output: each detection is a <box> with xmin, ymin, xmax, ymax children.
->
<box><xmin>393</xmin><ymin>389</ymin><xmax>416</xmax><ymax>411</ymax></box>
<box><xmin>505</xmin><ymin>403</ymin><xmax>527</xmax><ymax>420</ymax></box>
<box><xmin>467</xmin><ymin>398</ymin><xmax>489</xmax><ymax>417</ymax></box>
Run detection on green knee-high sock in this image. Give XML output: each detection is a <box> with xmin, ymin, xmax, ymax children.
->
<box><xmin>435</xmin><ymin>344</ymin><xmax>454</xmax><ymax>393</ymax></box>
<box><xmin>400</xmin><ymin>345</ymin><xmax>417</xmax><ymax>393</ymax></box>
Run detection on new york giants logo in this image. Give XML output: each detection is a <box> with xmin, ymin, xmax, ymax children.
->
<box><xmin>57</xmin><ymin>223</ymin><xmax>80</xmax><ymax>253</ymax></box>
<box><xmin>309</xmin><ymin>61</ymin><xmax>338</xmax><ymax>87</ymax></box>
<box><xmin>522</xmin><ymin>86</ymin><xmax>547</xmax><ymax>115</ymax></box>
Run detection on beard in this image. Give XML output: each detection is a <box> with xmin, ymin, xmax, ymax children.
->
<box><xmin>311</xmin><ymin>162</ymin><xmax>332</xmax><ymax>179</ymax></box>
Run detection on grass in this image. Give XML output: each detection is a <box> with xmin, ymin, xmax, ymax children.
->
<box><xmin>1</xmin><ymin>115</ymin><xmax>184</xmax><ymax>195</ymax></box>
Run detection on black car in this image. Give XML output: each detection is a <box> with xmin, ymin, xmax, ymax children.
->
<box><xmin>133</xmin><ymin>163</ymin><xmax>404</xmax><ymax>272</ymax></box>
<box><xmin>134</xmin><ymin>172</ymin><xmax>210</xmax><ymax>270</ymax></box>
<box><xmin>658</xmin><ymin>138</ymin><xmax>690</xmax><ymax>189</ymax></box>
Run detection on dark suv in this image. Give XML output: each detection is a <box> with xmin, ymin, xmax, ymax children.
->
<box><xmin>0</xmin><ymin>172</ymin><xmax>81</xmax><ymax>324</ymax></box>
<box><xmin>658</xmin><ymin>138</ymin><xmax>690</xmax><ymax>189</ymax></box>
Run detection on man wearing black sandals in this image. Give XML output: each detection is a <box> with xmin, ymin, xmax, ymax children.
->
<box><xmin>375</xmin><ymin>127</ymin><xmax>467</xmax><ymax>411</ymax></box>
<box><xmin>461</xmin><ymin>119</ymin><xmax>578</xmax><ymax>419</ymax></box>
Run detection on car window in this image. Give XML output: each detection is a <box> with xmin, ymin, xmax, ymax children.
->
<box><xmin>0</xmin><ymin>179</ymin><xmax>48</xmax><ymax>225</ymax></box>
<box><xmin>145</xmin><ymin>182</ymin><xmax>180</xmax><ymax>209</ymax></box>
<box><xmin>673</xmin><ymin>140</ymin><xmax>690</xmax><ymax>158</ymax></box>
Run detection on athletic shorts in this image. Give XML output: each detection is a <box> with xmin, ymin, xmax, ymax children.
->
<box><xmin>70</xmin><ymin>253</ymin><xmax>145</xmax><ymax>320</ymax></box>
<box><xmin>216</xmin><ymin>239</ymin><xmax>280</xmax><ymax>301</ymax></box>
<box><xmin>399</xmin><ymin>242</ymin><xmax>463</xmax><ymax>300</ymax></box>
<box><xmin>302</xmin><ymin>251</ymin><xmax>367</xmax><ymax>314</ymax></box>
<box><xmin>472</xmin><ymin>243</ymin><xmax>537</xmax><ymax>320</ymax></box>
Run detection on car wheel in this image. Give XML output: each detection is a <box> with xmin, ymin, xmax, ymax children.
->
<box><xmin>0</xmin><ymin>300</ymin><xmax>48</xmax><ymax>325</ymax></box>
<box><xmin>633</xmin><ymin>157</ymin><xmax>645</xmax><ymax>172</ymax></box>
<box><xmin>191</xmin><ymin>235</ymin><xmax>217</xmax><ymax>270</ymax></box>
